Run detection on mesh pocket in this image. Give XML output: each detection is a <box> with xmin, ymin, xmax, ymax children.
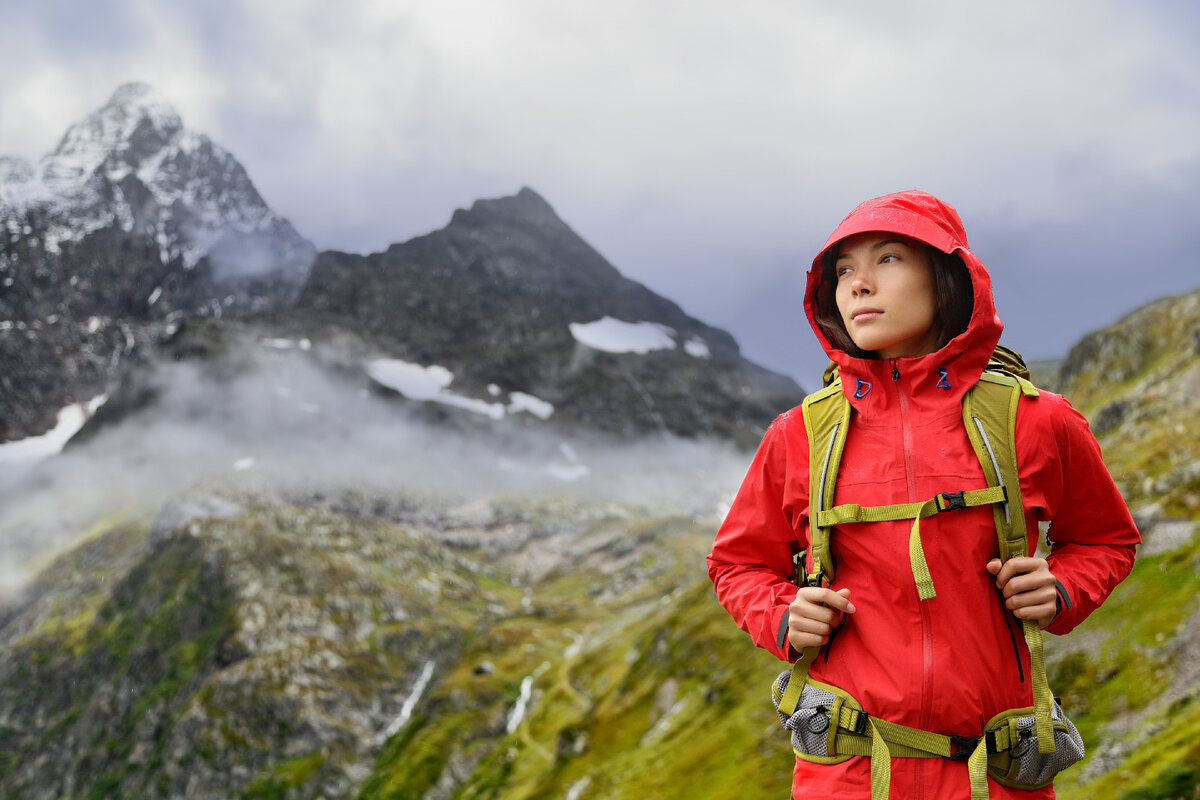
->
<box><xmin>771</xmin><ymin>669</ymin><xmax>839</xmax><ymax>757</ymax></box>
<box><xmin>1007</xmin><ymin>701</ymin><xmax>1085</xmax><ymax>785</ymax></box>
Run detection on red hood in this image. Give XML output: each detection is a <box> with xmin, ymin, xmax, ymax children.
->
<box><xmin>803</xmin><ymin>190</ymin><xmax>1004</xmax><ymax>412</ymax></box>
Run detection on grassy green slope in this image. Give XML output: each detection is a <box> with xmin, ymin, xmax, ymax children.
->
<box><xmin>358</xmin><ymin>516</ymin><xmax>793</xmax><ymax>800</ymax></box>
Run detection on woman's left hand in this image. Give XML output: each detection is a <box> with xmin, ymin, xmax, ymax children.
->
<box><xmin>986</xmin><ymin>557</ymin><xmax>1059</xmax><ymax>628</ymax></box>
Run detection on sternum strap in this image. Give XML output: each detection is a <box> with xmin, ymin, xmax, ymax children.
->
<box><xmin>815</xmin><ymin>486</ymin><xmax>1007</xmax><ymax>600</ymax></box>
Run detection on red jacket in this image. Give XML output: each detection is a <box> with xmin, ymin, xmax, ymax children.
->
<box><xmin>707</xmin><ymin>191</ymin><xmax>1139</xmax><ymax>800</ymax></box>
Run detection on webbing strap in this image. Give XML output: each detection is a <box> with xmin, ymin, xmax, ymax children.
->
<box><xmin>816</xmin><ymin>487</ymin><xmax>1007</xmax><ymax>601</ymax></box>
<box><xmin>965</xmin><ymin>375</ymin><xmax>1056</xmax><ymax>752</ymax></box>
<box><xmin>869</xmin><ymin>720</ymin><xmax>891</xmax><ymax>800</ymax></box>
<box><xmin>816</xmin><ymin>487</ymin><xmax>1005</xmax><ymax>528</ymax></box>
<box><xmin>824</xmin><ymin>714</ymin><xmax>994</xmax><ymax>800</ymax></box>
<box><xmin>776</xmin><ymin>645</ymin><xmax>819</xmax><ymax>718</ymax></box>
<box><xmin>967</xmin><ymin>738</ymin><xmax>990</xmax><ymax>799</ymax></box>
<box><xmin>1025</xmin><ymin>618</ymin><xmax>1056</xmax><ymax>751</ymax></box>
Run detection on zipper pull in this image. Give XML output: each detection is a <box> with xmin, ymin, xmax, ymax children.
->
<box><xmin>891</xmin><ymin>361</ymin><xmax>900</xmax><ymax>382</ymax></box>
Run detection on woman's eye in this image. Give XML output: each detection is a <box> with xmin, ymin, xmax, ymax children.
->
<box><xmin>880</xmin><ymin>253</ymin><xmax>899</xmax><ymax>263</ymax></box>
<box><xmin>836</xmin><ymin>265</ymin><xmax>852</xmax><ymax>277</ymax></box>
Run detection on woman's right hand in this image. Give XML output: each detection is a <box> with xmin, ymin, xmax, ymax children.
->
<box><xmin>788</xmin><ymin>587</ymin><xmax>856</xmax><ymax>650</ymax></box>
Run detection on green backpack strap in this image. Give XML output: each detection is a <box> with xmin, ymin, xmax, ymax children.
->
<box><xmin>784</xmin><ymin>358</ymin><xmax>1055</xmax><ymax>762</ymax></box>
<box><xmin>779</xmin><ymin>381</ymin><xmax>851</xmax><ymax>718</ymax></box>
<box><xmin>801</xmin><ymin>381</ymin><xmax>851</xmax><ymax>588</ymax></box>
<box><xmin>962</xmin><ymin>372</ymin><xmax>1055</xmax><ymax>753</ymax></box>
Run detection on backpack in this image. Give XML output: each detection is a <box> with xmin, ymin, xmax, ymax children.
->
<box><xmin>771</xmin><ymin>345</ymin><xmax>1084</xmax><ymax>800</ymax></box>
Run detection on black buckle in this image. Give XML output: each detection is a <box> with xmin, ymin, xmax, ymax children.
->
<box><xmin>848</xmin><ymin>709</ymin><xmax>869</xmax><ymax>736</ymax></box>
<box><xmin>948</xmin><ymin>735</ymin><xmax>980</xmax><ymax>761</ymax></box>
<box><xmin>938</xmin><ymin>491</ymin><xmax>967</xmax><ymax>512</ymax></box>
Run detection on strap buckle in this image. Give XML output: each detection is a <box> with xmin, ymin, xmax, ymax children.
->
<box><xmin>938</xmin><ymin>491</ymin><xmax>968</xmax><ymax>512</ymax></box>
<box><xmin>947</xmin><ymin>735</ymin><xmax>980</xmax><ymax>761</ymax></box>
<box><xmin>803</xmin><ymin>569</ymin><xmax>826</xmax><ymax>589</ymax></box>
<box><xmin>847</xmin><ymin>709</ymin><xmax>869</xmax><ymax>736</ymax></box>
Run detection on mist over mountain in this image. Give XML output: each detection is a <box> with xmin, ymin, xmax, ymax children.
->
<box><xmin>0</xmin><ymin>81</ymin><xmax>801</xmax><ymax>596</ymax></box>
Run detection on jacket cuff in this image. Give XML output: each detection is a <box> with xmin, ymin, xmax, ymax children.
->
<box><xmin>775</xmin><ymin>606</ymin><xmax>801</xmax><ymax>661</ymax></box>
<box><xmin>1054</xmin><ymin>579</ymin><xmax>1075</xmax><ymax>614</ymax></box>
<box><xmin>1044</xmin><ymin>578</ymin><xmax>1076</xmax><ymax>635</ymax></box>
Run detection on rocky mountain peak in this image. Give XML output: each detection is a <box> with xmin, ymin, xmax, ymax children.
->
<box><xmin>1</xmin><ymin>81</ymin><xmax>312</xmax><ymax>276</ymax></box>
<box><xmin>0</xmin><ymin>83</ymin><xmax>315</xmax><ymax>442</ymax></box>
<box><xmin>450</xmin><ymin>185</ymin><xmax>557</xmax><ymax>226</ymax></box>
<box><xmin>42</xmin><ymin>82</ymin><xmax>184</xmax><ymax>185</ymax></box>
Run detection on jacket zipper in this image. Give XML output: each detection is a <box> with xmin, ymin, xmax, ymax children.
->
<box><xmin>895</xmin><ymin>361</ymin><xmax>933</xmax><ymax>800</ymax></box>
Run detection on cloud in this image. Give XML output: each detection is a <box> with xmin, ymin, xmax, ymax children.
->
<box><xmin>0</xmin><ymin>342</ymin><xmax>750</xmax><ymax>595</ymax></box>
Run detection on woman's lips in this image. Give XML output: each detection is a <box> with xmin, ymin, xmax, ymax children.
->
<box><xmin>851</xmin><ymin>308</ymin><xmax>883</xmax><ymax>321</ymax></box>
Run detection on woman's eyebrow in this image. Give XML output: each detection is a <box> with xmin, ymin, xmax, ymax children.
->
<box><xmin>870</xmin><ymin>239</ymin><xmax>907</xmax><ymax>251</ymax></box>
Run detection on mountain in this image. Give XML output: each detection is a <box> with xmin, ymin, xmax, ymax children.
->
<box><xmin>54</xmin><ymin>185</ymin><xmax>802</xmax><ymax>454</ymax></box>
<box><xmin>1043</xmin><ymin>287</ymin><xmax>1200</xmax><ymax>800</ymax></box>
<box><xmin>2</xmin><ymin>287</ymin><xmax>1197</xmax><ymax>799</ymax></box>
<box><xmin>1</xmin><ymin>84</ymin><xmax>800</xmax><ymax>450</ymax></box>
<box><xmin>285</xmin><ymin>186</ymin><xmax>800</xmax><ymax>445</ymax></box>
<box><xmin>0</xmin><ymin>83</ymin><xmax>315</xmax><ymax>441</ymax></box>
<box><xmin>1055</xmin><ymin>288</ymin><xmax>1200</xmax><ymax>520</ymax></box>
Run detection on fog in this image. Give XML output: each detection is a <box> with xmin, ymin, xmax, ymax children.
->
<box><xmin>0</xmin><ymin>342</ymin><xmax>753</xmax><ymax>596</ymax></box>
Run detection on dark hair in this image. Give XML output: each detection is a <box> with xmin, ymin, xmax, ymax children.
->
<box><xmin>813</xmin><ymin>241</ymin><xmax>974</xmax><ymax>358</ymax></box>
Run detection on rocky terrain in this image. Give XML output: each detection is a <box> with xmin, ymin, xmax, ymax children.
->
<box><xmin>0</xmin><ymin>489</ymin><xmax>793</xmax><ymax>800</ymax></box>
<box><xmin>1</xmin><ymin>83</ymin><xmax>802</xmax><ymax>451</ymax></box>
<box><xmin>1040</xmin><ymin>287</ymin><xmax>1200</xmax><ymax>800</ymax></box>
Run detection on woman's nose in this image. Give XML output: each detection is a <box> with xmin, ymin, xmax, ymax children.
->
<box><xmin>850</xmin><ymin>270</ymin><xmax>871</xmax><ymax>296</ymax></box>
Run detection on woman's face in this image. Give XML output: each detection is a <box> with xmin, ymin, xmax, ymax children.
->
<box><xmin>833</xmin><ymin>233</ymin><xmax>939</xmax><ymax>360</ymax></box>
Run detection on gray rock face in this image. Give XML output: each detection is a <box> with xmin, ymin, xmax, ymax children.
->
<box><xmin>0</xmin><ymin>83</ymin><xmax>315</xmax><ymax>441</ymax></box>
<box><xmin>296</xmin><ymin>187</ymin><xmax>803</xmax><ymax>445</ymax></box>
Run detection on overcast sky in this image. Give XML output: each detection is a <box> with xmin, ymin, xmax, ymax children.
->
<box><xmin>1</xmin><ymin>0</ymin><xmax>1198</xmax><ymax>386</ymax></box>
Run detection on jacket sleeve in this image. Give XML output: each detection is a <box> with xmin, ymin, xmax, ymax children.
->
<box><xmin>707</xmin><ymin>409</ymin><xmax>807</xmax><ymax>661</ymax></box>
<box><xmin>1025</xmin><ymin>393</ymin><xmax>1140</xmax><ymax>636</ymax></box>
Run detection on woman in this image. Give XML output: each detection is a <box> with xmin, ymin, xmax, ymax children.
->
<box><xmin>707</xmin><ymin>190</ymin><xmax>1139</xmax><ymax>799</ymax></box>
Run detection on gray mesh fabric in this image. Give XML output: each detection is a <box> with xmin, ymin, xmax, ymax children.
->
<box><xmin>772</xmin><ymin>670</ymin><xmax>839</xmax><ymax>757</ymax></box>
<box><xmin>1009</xmin><ymin>701</ymin><xmax>1085</xmax><ymax>785</ymax></box>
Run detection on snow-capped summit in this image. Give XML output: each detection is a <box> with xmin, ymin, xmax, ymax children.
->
<box><xmin>2</xmin><ymin>82</ymin><xmax>313</xmax><ymax>279</ymax></box>
<box><xmin>41</xmin><ymin>82</ymin><xmax>184</xmax><ymax>185</ymax></box>
<box><xmin>0</xmin><ymin>83</ymin><xmax>315</xmax><ymax>442</ymax></box>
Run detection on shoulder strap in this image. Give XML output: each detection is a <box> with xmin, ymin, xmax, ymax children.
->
<box><xmin>801</xmin><ymin>382</ymin><xmax>851</xmax><ymax>587</ymax></box>
<box><xmin>779</xmin><ymin>382</ymin><xmax>850</xmax><ymax>718</ymax></box>
<box><xmin>963</xmin><ymin>372</ymin><xmax>1056</xmax><ymax>753</ymax></box>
